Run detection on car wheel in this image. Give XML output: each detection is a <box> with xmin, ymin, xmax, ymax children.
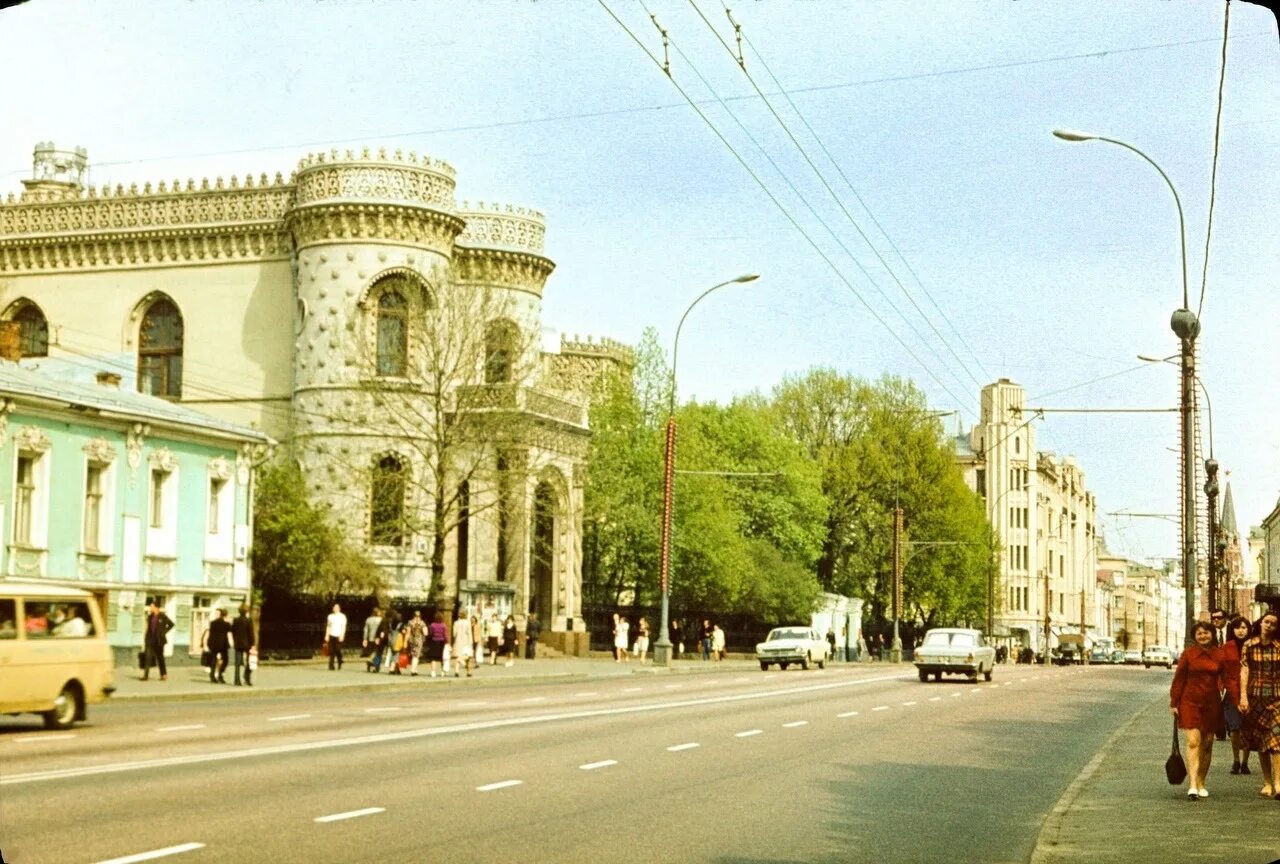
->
<box><xmin>1144</xmin><ymin>664</ymin><xmax>1150</xmax><ymax>669</ymax></box>
<box><xmin>817</xmin><ymin>657</ymin><xmax>826</xmax><ymax>670</ymax></box>
<box><xmin>934</xmin><ymin>671</ymin><xmax>943</xmax><ymax>682</ymax></box>
<box><xmin>779</xmin><ymin>662</ymin><xmax>789</xmax><ymax>670</ymax></box>
<box><xmin>800</xmin><ymin>654</ymin><xmax>810</xmax><ymax>671</ymax></box>
<box><xmin>760</xmin><ymin>661</ymin><xmax>769</xmax><ymax>671</ymax></box>
<box><xmin>918</xmin><ymin>668</ymin><xmax>929</xmax><ymax>682</ymax></box>
<box><xmin>43</xmin><ymin>683</ymin><xmax>81</xmax><ymax>730</ymax></box>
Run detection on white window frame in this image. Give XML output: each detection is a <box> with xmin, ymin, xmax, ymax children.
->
<box><xmin>204</xmin><ymin>461</ymin><xmax>234</xmax><ymax>563</ymax></box>
<box><xmin>146</xmin><ymin>461</ymin><xmax>179</xmax><ymax>559</ymax></box>
<box><xmin>11</xmin><ymin>448</ymin><xmax>50</xmax><ymax>550</ymax></box>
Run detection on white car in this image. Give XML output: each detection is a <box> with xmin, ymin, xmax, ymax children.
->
<box><xmin>1142</xmin><ymin>645</ymin><xmax>1173</xmax><ymax>669</ymax></box>
<box><xmin>914</xmin><ymin>627</ymin><xmax>996</xmax><ymax>682</ymax></box>
<box><xmin>756</xmin><ymin>627</ymin><xmax>829</xmax><ymax>671</ymax></box>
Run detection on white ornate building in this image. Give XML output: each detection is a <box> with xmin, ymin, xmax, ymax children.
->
<box><xmin>0</xmin><ymin>142</ymin><xmax>630</xmax><ymax>653</ymax></box>
<box><xmin>956</xmin><ymin>379</ymin><xmax>1100</xmax><ymax>653</ymax></box>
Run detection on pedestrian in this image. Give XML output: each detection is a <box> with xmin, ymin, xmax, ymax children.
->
<box><xmin>671</xmin><ymin>618</ymin><xmax>684</xmax><ymax>659</ymax></box>
<box><xmin>206</xmin><ymin>608</ymin><xmax>232</xmax><ymax>683</ymax></box>
<box><xmin>502</xmin><ymin>615</ymin><xmax>517</xmax><ymax>667</ymax></box>
<box><xmin>633</xmin><ymin>617</ymin><xmax>650</xmax><ymax>664</ymax></box>
<box><xmin>452</xmin><ymin>610</ymin><xmax>475</xmax><ymax>677</ymax></box>
<box><xmin>486</xmin><ymin>612</ymin><xmax>503</xmax><ymax>666</ymax></box>
<box><xmin>615</xmin><ymin>615</ymin><xmax>630</xmax><ymax>663</ymax></box>
<box><xmin>471</xmin><ymin>613</ymin><xmax>484</xmax><ymax>668</ymax></box>
<box><xmin>382</xmin><ymin>610</ymin><xmax>402</xmax><ymax>674</ymax></box>
<box><xmin>1240</xmin><ymin>609</ymin><xmax>1280</xmax><ymax>799</ymax></box>
<box><xmin>369</xmin><ymin>611</ymin><xmax>391</xmax><ymax>673</ymax></box>
<box><xmin>324</xmin><ymin>603</ymin><xmax>347</xmax><ymax>670</ymax></box>
<box><xmin>389</xmin><ymin>613</ymin><xmax>407</xmax><ymax>675</ymax></box>
<box><xmin>701</xmin><ymin>619</ymin><xmax>713</xmax><ymax>661</ymax></box>
<box><xmin>231</xmin><ymin>604</ymin><xmax>254</xmax><ymax>686</ymax></box>
<box><xmin>362</xmin><ymin>606</ymin><xmax>383</xmax><ymax>668</ymax></box>
<box><xmin>525</xmin><ymin>612</ymin><xmax>541</xmax><ymax>659</ymax></box>
<box><xmin>1221</xmin><ymin>615</ymin><xmax>1252</xmax><ymax>774</ymax></box>
<box><xmin>610</xmin><ymin>613</ymin><xmax>621</xmax><ymax>661</ymax></box>
<box><xmin>427</xmin><ymin>612</ymin><xmax>449</xmax><ymax>678</ymax></box>
<box><xmin>405</xmin><ymin>610</ymin><xmax>427</xmax><ymax>676</ymax></box>
<box><xmin>712</xmin><ymin>623</ymin><xmax>726</xmax><ymax>661</ymax></box>
<box><xmin>826</xmin><ymin>630</ymin><xmax>836</xmax><ymax>662</ymax></box>
<box><xmin>1170</xmin><ymin>621</ymin><xmax>1231</xmax><ymax>800</ymax></box>
<box><xmin>140</xmin><ymin>600</ymin><xmax>174</xmax><ymax>681</ymax></box>
<box><xmin>1210</xmin><ymin>608</ymin><xmax>1230</xmax><ymax>741</ymax></box>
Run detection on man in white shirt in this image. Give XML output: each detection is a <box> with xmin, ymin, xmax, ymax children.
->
<box><xmin>325</xmin><ymin>603</ymin><xmax>348</xmax><ymax>671</ymax></box>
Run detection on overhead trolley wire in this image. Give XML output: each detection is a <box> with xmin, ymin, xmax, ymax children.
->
<box><xmin>641</xmin><ymin>5</ymin><xmax>978</xmax><ymax>408</ymax></box>
<box><xmin>709</xmin><ymin>0</ymin><xmax>994</xmax><ymax>385</ymax></box>
<box><xmin>690</xmin><ymin>0</ymin><xmax>990</xmax><ymax>391</ymax></box>
<box><xmin>1197</xmin><ymin>0</ymin><xmax>1231</xmax><ymax>322</ymax></box>
<box><xmin>598</xmin><ymin>0</ymin><xmax>972</xmax><ymax>416</ymax></box>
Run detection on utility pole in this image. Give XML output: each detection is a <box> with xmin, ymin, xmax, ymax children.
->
<box><xmin>1205</xmin><ymin>457</ymin><xmax>1219</xmax><ymax>616</ymax></box>
<box><xmin>890</xmin><ymin>506</ymin><xmax>904</xmax><ymax>663</ymax></box>
<box><xmin>1080</xmin><ymin>588</ymin><xmax>1088</xmax><ymax>664</ymax></box>
<box><xmin>1043</xmin><ymin>571</ymin><xmax>1051</xmax><ymax>664</ymax></box>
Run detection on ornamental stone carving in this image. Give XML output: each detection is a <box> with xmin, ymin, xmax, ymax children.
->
<box><xmin>0</xmin><ymin>398</ymin><xmax>13</xmax><ymax>444</ymax></box>
<box><xmin>451</xmin><ymin>247</ymin><xmax>555</xmax><ymax>296</ymax></box>
<box><xmin>149</xmin><ymin>447</ymin><xmax>178</xmax><ymax>473</ymax></box>
<box><xmin>82</xmin><ymin>437</ymin><xmax>118</xmax><ymax>464</ymax></box>
<box><xmin>455</xmin><ymin>201</ymin><xmax>546</xmax><ymax>255</ymax></box>
<box><xmin>126</xmin><ymin>423</ymin><xmax>150</xmax><ymax>470</ymax></box>
<box><xmin>285</xmin><ymin>203</ymin><xmax>464</xmax><ymax>255</ymax></box>
<box><xmin>13</xmin><ymin>425</ymin><xmax>51</xmax><ymax>454</ymax></box>
<box><xmin>292</xmin><ymin>153</ymin><xmax>456</xmax><ymax>211</ymax></box>
<box><xmin>207</xmin><ymin>456</ymin><xmax>232</xmax><ymax>482</ymax></box>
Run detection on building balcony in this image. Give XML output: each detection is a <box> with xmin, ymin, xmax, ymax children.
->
<box><xmin>455</xmin><ymin>383</ymin><xmax>587</xmax><ymax>429</ymax></box>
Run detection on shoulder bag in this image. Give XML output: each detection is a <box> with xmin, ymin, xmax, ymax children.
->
<box><xmin>1165</xmin><ymin>716</ymin><xmax>1187</xmax><ymax>785</ymax></box>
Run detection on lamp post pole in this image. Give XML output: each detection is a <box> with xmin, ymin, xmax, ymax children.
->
<box><xmin>1054</xmin><ymin>128</ymin><xmax>1196</xmax><ymax>648</ymax></box>
<box><xmin>653</xmin><ymin>274</ymin><xmax>760</xmax><ymax>668</ymax></box>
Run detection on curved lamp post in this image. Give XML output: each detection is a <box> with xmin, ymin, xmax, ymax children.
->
<box><xmin>1053</xmin><ymin>128</ymin><xmax>1198</xmax><ymax>648</ymax></box>
<box><xmin>652</xmin><ymin>273</ymin><xmax>760</xmax><ymax>667</ymax></box>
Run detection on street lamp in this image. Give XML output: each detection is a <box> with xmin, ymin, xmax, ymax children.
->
<box><xmin>653</xmin><ymin>273</ymin><xmax>760</xmax><ymax>667</ymax></box>
<box><xmin>1054</xmin><ymin>127</ymin><xmax>1198</xmax><ymax>649</ymax></box>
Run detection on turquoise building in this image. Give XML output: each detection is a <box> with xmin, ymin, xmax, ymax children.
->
<box><xmin>0</xmin><ymin>359</ymin><xmax>270</xmax><ymax>665</ymax></box>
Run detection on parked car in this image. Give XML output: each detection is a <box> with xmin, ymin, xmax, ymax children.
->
<box><xmin>913</xmin><ymin>627</ymin><xmax>996</xmax><ymax>682</ymax></box>
<box><xmin>1142</xmin><ymin>645</ymin><xmax>1174</xmax><ymax>669</ymax></box>
<box><xmin>755</xmin><ymin>627</ymin><xmax>829</xmax><ymax>671</ymax></box>
<box><xmin>1109</xmin><ymin>649</ymin><xmax>1126</xmax><ymax>664</ymax></box>
<box><xmin>1088</xmin><ymin>648</ymin><xmax>1112</xmax><ymax>664</ymax></box>
<box><xmin>1123</xmin><ymin>649</ymin><xmax>1143</xmax><ymax>665</ymax></box>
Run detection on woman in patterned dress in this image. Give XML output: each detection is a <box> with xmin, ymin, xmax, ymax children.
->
<box><xmin>1170</xmin><ymin>621</ymin><xmax>1230</xmax><ymax>799</ymax></box>
<box><xmin>1239</xmin><ymin>609</ymin><xmax>1280</xmax><ymax>799</ymax></box>
<box><xmin>1220</xmin><ymin>615</ymin><xmax>1253</xmax><ymax>775</ymax></box>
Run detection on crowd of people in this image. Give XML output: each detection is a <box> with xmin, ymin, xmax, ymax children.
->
<box><xmin>323</xmin><ymin>604</ymin><xmax>542</xmax><ymax>678</ymax></box>
<box><xmin>1169</xmin><ymin>606</ymin><xmax>1280</xmax><ymax>802</ymax></box>
<box><xmin>607</xmin><ymin>615</ymin><xmax>730</xmax><ymax>663</ymax></box>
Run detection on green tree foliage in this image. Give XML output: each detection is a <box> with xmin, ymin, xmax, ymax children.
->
<box><xmin>253</xmin><ymin>460</ymin><xmax>387</xmax><ymax>601</ymax></box>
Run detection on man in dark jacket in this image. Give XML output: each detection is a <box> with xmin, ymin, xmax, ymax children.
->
<box><xmin>206</xmin><ymin>608</ymin><xmax>232</xmax><ymax>683</ymax></box>
<box><xmin>525</xmin><ymin>613</ymin><xmax>541</xmax><ymax>660</ymax></box>
<box><xmin>141</xmin><ymin>601</ymin><xmax>175</xmax><ymax>681</ymax></box>
<box><xmin>231</xmin><ymin>605</ymin><xmax>255</xmax><ymax>686</ymax></box>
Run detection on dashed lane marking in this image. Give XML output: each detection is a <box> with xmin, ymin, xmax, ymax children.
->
<box><xmin>269</xmin><ymin>714</ymin><xmax>312</xmax><ymax>722</ymax></box>
<box><xmin>13</xmin><ymin>733</ymin><xmax>77</xmax><ymax>743</ymax></box>
<box><xmin>664</xmin><ymin>684</ymin><xmax>684</xmax><ymax>690</ymax></box>
<box><xmin>622</xmin><ymin>687</ymin><xmax>643</xmax><ymax>693</ymax></box>
<box><xmin>314</xmin><ymin>807</ymin><xmax>385</xmax><ymax>823</ymax></box>
<box><xmin>837</xmin><ymin>711</ymin><xmax>859</xmax><ymax>718</ymax></box>
<box><xmin>575</xmin><ymin>692</ymin><xmax>599</xmax><ymax>698</ymax></box>
<box><xmin>782</xmin><ymin>721</ymin><xmax>808</xmax><ymax>728</ymax></box>
<box><xmin>365</xmin><ymin>707</ymin><xmax>402</xmax><ymax>713</ymax></box>
<box><xmin>458</xmin><ymin>701</ymin><xmax>490</xmax><ymax>707</ymax></box>
<box><xmin>901</xmin><ymin>701</ymin><xmax>917</xmax><ymax>707</ymax></box>
<box><xmin>951</xmin><ymin>692</ymin><xmax>962</xmax><ymax>697</ymax></box>
<box><xmin>735</xmin><ymin>677</ymin><xmax>750</xmax><ymax>683</ymax></box>
<box><xmin>872</xmin><ymin>706</ymin><xmax>889</xmax><ymax>712</ymax></box>
<box><xmin>735</xmin><ymin>729</ymin><xmax>764</xmax><ymax>737</ymax></box>
<box><xmin>521</xmin><ymin>697</ymin><xmax>547</xmax><ymax>703</ymax></box>
<box><xmin>970</xmin><ymin>688</ymin><xmax>982</xmax><ymax>693</ymax></box>
<box><xmin>477</xmin><ymin>780</ymin><xmax>523</xmax><ymax>792</ymax></box>
<box><xmin>157</xmin><ymin>725</ymin><xmax>206</xmax><ymax>733</ymax></box>
<box><xmin>929</xmin><ymin>697</ymin><xmax>942</xmax><ymax>702</ymax></box>
<box><xmin>667</xmin><ymin>743</ymin><xmax>700</xmax><ymax>752</ymax></box>
<box><xmin>93</xmin><ymin>843</ymin><xmax>205</xmax><ymax>864</ymax></box>
<box><xmin>579</xmin><ymin>760</ymin><xmax>618</xmax><ymax>770</ymax></box>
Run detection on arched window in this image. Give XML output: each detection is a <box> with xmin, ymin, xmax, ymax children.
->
<box><xmin>376</xmin><ymin>289</ymin><xmax>408</xmax><ymax>377</ymax></box>
<box><xmin>138</xmin><ymin>298</ymin><xmax>184</xmax><ymax>399</ymax></box>
<box><xmin>484</xmin><ymin>320</ymin><xmax>518</xmax><ymax>384</ymax></box>
<box><xmin>370</xmin><ymin>454</ymin><xmax>406</xmax><ymax>546</ymax></box>
<box><xmin>10</xmin><ymin>302</ymin><xmax>49</xmax><ymax>357</ymax></box>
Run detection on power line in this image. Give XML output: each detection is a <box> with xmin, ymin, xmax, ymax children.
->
<box><xmin>598</xmin><ymin>0</ymin><xmax>972</xmax><ymax>416</ymax></box>
<box><xmin>1028</xmin><ymin>361</ymin><xmax>1164</xmax><ymax>402</ymax></box>
<box><xmin>1197</xmin><ymin>0</ymin><xmax>1231</xmax><ymax>321</ymax></box>
<box><xmin>694</xmin><ymin>0</ymin><xmax>990</xmax><ymax>390</ymax></box>
<box><xmin>650</xmin><ymin>6</ymin><xmax>978</xmax><ymax>408</ymax></box>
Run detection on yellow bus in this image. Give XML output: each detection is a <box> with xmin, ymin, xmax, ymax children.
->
<box><xmin>0</xmin><ymin>582</ymin><xmax>116</xmax><ymax>729</ymax></box>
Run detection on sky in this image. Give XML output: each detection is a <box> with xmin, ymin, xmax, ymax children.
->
<box><xmin>1</xmin><ymin>0</ymin><xmax>1277</xmax><ymax>568</ymax></box>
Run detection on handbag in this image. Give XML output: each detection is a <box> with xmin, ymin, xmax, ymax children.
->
<box><xmin>200</xmin><ymin>649</ymin><xmax>214</xmax><ymax>668</ymax></box>
<box><xmin>1223</xmin><ymin>695</ymin><xmax>1243</xmax><ymax>732</ymax></box>
<box><xmin>137</xmin><ymin>651</ymin><xmax>147</xmax><ymax>669</ymax></box>
<box><xmin>248</xmin><ymin>647</ymin><xmax>259</xmax><ymax>671</ymax></box>
<box><xmin>397</xmin><ymin>651</ymin><xmax>410</xmax><ymax>669</ymax></box>
<box><xmin>320</xmin><ymin>640</ymin><xmax>329</xmax><ymax>658</ymax></box>
<box><xmin>1165</xmin><ymin>716</ymin><xmax>1188</xmax><ymax>785</ymax></box>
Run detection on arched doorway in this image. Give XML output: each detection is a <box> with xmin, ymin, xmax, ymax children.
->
<box><xmin>529</xmin><ymin>481</ymin><xmax>557</xmax><ymax>620</ymax></box>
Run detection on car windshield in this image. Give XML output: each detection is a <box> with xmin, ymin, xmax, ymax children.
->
<box><xmin>768</xmin><ymin>629</ymin><xmax>810</xmax><ymax>641</ymax></box>
<box><xmin>923</xmin><ymin>631</ymin><xmax>974</xmax><ymax>648</ymax></box>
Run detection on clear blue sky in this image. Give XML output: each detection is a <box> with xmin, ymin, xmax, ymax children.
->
<box><xmin>3</xmin><ymin>0</ymin><xmax>1277</xmax><ymax>566</ymax></box>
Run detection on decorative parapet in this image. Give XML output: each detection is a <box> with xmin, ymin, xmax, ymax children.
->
<box><xmin>454</xmin><ymin>201</ymin><xmax>545</xmax><ymax>255</ymax></box>
<box><xmin>292</xmin><ymin>148</ymin><xmax>456</xmax><ymax>211</ymax></box>
<box><xmin>558</xmin><ymin>334</ymin><xmax>635</xmax><ymax>365</ymax></box>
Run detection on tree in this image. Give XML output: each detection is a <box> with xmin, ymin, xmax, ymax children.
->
<box><xmin>252</xmin><ymin>460</ymin><xmax>386</xmax><ymax>600</ymax></box>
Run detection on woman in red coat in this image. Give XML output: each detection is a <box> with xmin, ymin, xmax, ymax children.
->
<box><xmin>1220</xmin><ymin>615</ymin><xmax>1253</xmax><ymax>774</ymax></box>
<box><xmin>1170</xmin><ymin>621</ymin><xmax>1231</xmax><ymax>799</ymax></box>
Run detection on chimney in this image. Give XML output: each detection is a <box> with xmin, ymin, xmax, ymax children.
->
<box><xmin>95</xmin><ymin>371</ymin><xmax>122</xmax><ymax>389</ymax></box>
<box><xmin>0</xmin><ymin>322</ymin><xmax>20</xmax><ymax>361</ymax></box>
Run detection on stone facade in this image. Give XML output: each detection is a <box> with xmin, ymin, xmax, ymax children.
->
<box><xmin>0</xmin><ymin>143</ymin><xmax>625</xmax><ymax>645</ymax></box>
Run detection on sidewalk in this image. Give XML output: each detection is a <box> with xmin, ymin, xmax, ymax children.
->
<box><xmin>1032</xmin><ymin>694</ymin><xmax>1280</xmax><ymax>864</ymax></box>
<box><xmin>110</xmin><ymin>654</ymin><xmax>771</xmax><ymax>702</ymax></box>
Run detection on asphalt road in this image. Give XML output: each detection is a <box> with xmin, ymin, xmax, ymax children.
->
<box><xmin>0</xmin><ymin>664</ymin><xmax>1169</xmax><ymax>864</ymax></box>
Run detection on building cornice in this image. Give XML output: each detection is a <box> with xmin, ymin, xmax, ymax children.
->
<box><xmin>0</xmin><ymin>222</ymin><xmax>290</xmax><ymax>273</ymax></box>
<box><xmin>451</xmin><ymin>246</ymin><xmax>555</xmax><ymax>296</ymax></box>
<box><xmin>285</xmin><ymin>202</ymin><xmax>464</xmax><ymax>256</ymax></box>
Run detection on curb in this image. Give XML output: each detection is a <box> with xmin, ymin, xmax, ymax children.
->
<box><xmin>1028</xmin><ymin>699</ymin><xmax>1152</xmax><ymax>864</ymax></box>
